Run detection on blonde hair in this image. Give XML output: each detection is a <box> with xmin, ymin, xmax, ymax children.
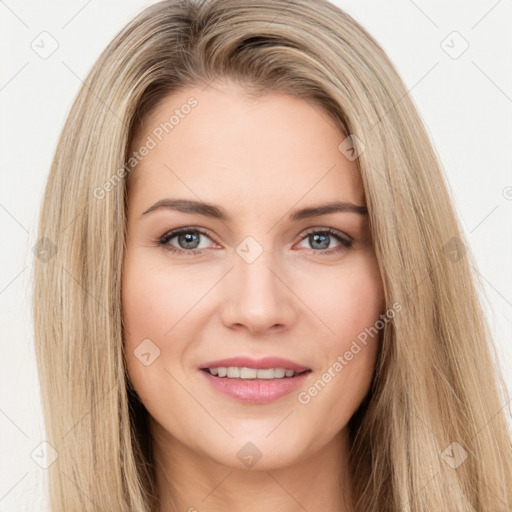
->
<box><xmin>32</xmin><ymin>0</ymin><xmax>512</xmax><ymax>510</ymax></box>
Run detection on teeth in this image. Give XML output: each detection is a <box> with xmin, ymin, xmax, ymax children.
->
<box><xmin>227</xmin><ymin>367</ymin><xmax>240</xmax><ymax>378</ymax></box>
<box><xmin>206</xmin><ymin>367</ymin><xmax>301</xmax><ymax>379</ymax></box>
<box><xmin>240</xmin><ymin>367</ymin><xmax>257</xmax><ymax>378</ymax></box>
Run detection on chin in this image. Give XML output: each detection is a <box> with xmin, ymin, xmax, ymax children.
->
<box><xmin>199</xmin><ymin>432</ymin><xmax>310</xmax><ymax>471</ymax></box>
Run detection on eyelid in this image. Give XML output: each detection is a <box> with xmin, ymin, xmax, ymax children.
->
<box><xmin>299</xmin><ymin>226</ymin><xmax>353</xmax><ymax>242</ymax></box>
<box><xmin>163</xmin><ymin>225</ymin><xmax>216</xmax><ymax>240</ymax></box>
<box><xmin>158</xmin><ymin>225</ymin><xmax>350</xmax><ymax>244</ymax></box>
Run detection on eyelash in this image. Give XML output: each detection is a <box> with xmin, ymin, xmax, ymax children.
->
<box><xmin>155</xmin><ymin>226</ymin><xmax>353</xmax><ymax>256</ymax></box>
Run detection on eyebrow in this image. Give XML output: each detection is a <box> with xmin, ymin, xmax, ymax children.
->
<box><xmin>140</xmin><ymin>198</ymin><xmax>368</xmax><ymax>221</ymax></box>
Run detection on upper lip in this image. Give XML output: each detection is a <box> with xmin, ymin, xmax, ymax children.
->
<box><xmin>200</xmin><ymin>356</ymin><xmax>310</xmax><ymax>373</ymax></box>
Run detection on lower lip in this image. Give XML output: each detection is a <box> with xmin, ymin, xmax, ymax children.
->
<box><xmin>200</xmin><ymin>369</ymin><xmax>312</xmax><ymax>404</ymax></box>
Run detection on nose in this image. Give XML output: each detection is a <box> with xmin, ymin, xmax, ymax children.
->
<box><xmin>220</xmin><ymin>250</ymin><xmax>297</xmax><ymax>335</ymax></box>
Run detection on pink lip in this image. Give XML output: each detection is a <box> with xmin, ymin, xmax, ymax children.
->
<box><xmin>199</xmin><ymin>356</ymin><xmax>310</xmax><ymax>373</ymax></box>
<box><xmin>199</xmin><ymin>369</ymin><xmax>312</xmax><ymax>404</ymax></box>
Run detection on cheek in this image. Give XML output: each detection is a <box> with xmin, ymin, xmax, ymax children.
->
<box><xmin>122</xmin><ymin>253</ymin><xmax>205</xmax><ymax>343</ymax></box>
<box><xmin>297</xmin><ymin>253</ymin><xmax>384</xmax><ymax>413</ymax></box>
<box><xmin>319</xmin><ymin>252</ymin><xmax>385</xmax><ymax>345</ymax></box>
<box><xmin>121</xmin><ymin>255</ymin><xmax>190</xmax><ymax>404</ymax></box>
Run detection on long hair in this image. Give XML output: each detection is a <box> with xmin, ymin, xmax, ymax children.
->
<box><xmin>32</xmin><ymin>0</ymin><xmax>512</xmax><ymax>510</ymax></box>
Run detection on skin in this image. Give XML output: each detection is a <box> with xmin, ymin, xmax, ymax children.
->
<box><xmin>122</xmin><ymin>80</ymin><xmax>385</xmax><ymax>512</ymax></box>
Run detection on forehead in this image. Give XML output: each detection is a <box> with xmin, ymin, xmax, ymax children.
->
<box><xmin>127</xmin><ymin>84</ymin><xmax>365</xmax><ymax>213</ymax></box>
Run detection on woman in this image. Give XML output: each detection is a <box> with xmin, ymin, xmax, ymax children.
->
<box><xmin>32</xmin><ymin>0</ymin><xmax>512</xmax><ymax>510</ymax></box>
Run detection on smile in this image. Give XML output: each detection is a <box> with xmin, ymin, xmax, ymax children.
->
<box><xmin>203</xmin><ymin>366</ymin><xmax>308</xmax><ymax>379</ymax></box>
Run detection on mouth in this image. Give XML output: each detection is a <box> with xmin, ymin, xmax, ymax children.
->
<box><xmin>200</xmin><ymin>367</ymin><xmax>312</xmax><ymax>379</ymax></box>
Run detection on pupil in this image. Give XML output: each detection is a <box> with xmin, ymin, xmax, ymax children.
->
<box><xmin>311</xmin><ymin>233</ymin><xmax>329</xmax><ymax>250</ymax></box>
<box><xmin>179</xmin><ymin>232</ymin><xmax>199</xmax><ymax>249</ymax></box>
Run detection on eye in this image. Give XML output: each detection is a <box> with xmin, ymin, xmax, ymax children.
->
<box><xmin>296</xmin><ymin>227</ymin><xmax>352</xmax><ymax>255</ymax></box>
<box><xmin>156</xmin><ymin>226</ymin><xmax>353</xmax><ymax>256</ymax></box>
<box><xmin>156</xmin><ymin>227</ymin><xmax>216</xmax><ymax>255</ymax></box>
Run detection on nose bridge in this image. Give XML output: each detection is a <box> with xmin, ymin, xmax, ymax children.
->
<box><xmin>221</xmin><ymin>242</ymin><xmax>296</xmax><ymax>332</ymax></box>
<box><xmin>238</xmin><ymin>251</ymin><xmax>281</xmax><ymax>301</ymax></box>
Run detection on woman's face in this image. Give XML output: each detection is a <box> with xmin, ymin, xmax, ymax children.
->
<box><xmin>122</xmin><ymin>81</ymin><xmax>385</xmax><ymax>470</ymax></box>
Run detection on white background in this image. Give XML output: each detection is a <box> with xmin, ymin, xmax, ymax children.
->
<box><xmin>1</xmin><ymin>1</ymin><xmax>511</xmax><ymax>510</ymax></box>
